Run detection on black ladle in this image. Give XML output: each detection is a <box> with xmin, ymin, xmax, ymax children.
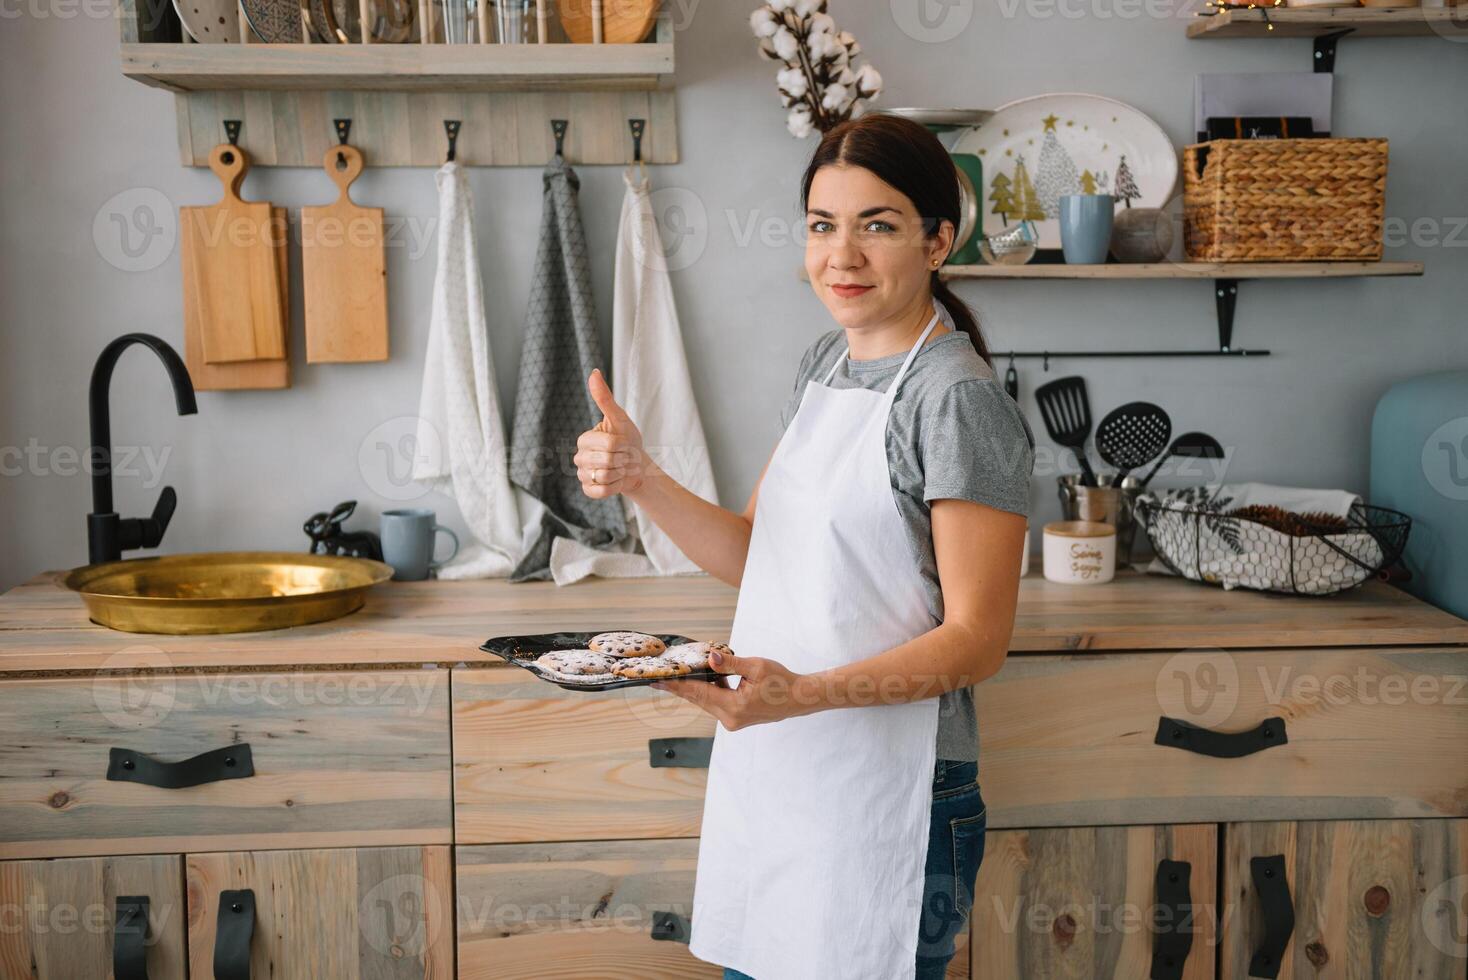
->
<box><xmin>1034</xmin><ymin>375</ymin><xmax>1099</xmax><ymax>487</ymax></box>
<box><xmin>1138</xmin><ymin>431</ymin><xmax>1226</xmax><ymax>489</ymax></box>
<box><xmin>1096</xmin><ymin>401</ymin><xmax>1172</xmax><ymax>482</ymax></box>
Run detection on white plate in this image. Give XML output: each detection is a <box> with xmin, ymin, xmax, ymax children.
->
<box><xmin>953</xmin><ymin>93</ymin><xmax>1177</xmax><ymax>251</ymax></box>
<box><xmin>881</xmin><ymin>108</ymin><xmax>996</xmax><ymax>132</ymax></box>
<box><xmin>173</xmin><ymin>0</ymin><xmax>241</xmax><ymax>41</ymax></box>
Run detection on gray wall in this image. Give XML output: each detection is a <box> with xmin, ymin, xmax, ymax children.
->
<box><xmin>2</xmin><ymin>1</ymin><xmax>1465</xmax><ymax>591</ymax></box>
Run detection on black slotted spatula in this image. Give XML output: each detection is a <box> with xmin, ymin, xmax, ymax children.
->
<box><xmin>1096</xmin><ymin>401</ymin><xmax>1172</xmax><ymax>481</ymax></box>
<box><xmin>1034</xmin><ymin>375</ymin><xmax>1099</xmax><ymax>487</ymax></box>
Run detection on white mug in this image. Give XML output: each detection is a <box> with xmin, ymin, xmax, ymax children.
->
<box><xmin>1043</xmin><ymin>520</ymin><xmax>1116</xmax><ymax>585</ymax></box>
<box><xmin>1020</xmin><ymin>526</ymin><xmax>1030</xmax><ymax>577</ymax></box>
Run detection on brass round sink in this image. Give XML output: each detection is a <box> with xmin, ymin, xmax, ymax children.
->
<box><xmin>63</xmin><ymin>551</ymin><xmax>395</xmax><ymax>635</ymax></box>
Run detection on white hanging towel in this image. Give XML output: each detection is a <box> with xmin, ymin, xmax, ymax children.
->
<box><xmin>612</xmin><ymin>166</ymin><xmax>719</xmax><ymax>571</ymax></box>
<box><xmin>410</xmin><ymin>161</ymin><xmax>522</xmax><ymax>579</ymax></box>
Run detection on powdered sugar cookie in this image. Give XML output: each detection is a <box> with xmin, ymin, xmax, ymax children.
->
<box><xmin>540</xmin><ymin>668</ymin><xmax>616</xmax><ymax>685</ymax></box>
<box><xmin>589</xmin><ymin>631</ymin><xmax>667</xmax><ymax>658</ymax></box>
<box><xmin>535</xmin><ymin>649</ymin><xmax>618</xmax><ymax>676</ymax></box>
<box><xmin>611</xmin><ymin>656</ymin><xmax>692</xmax><ymax>679</ymax></box>
<box><xmin>662</xmin><ymin>641</ymin><xmax>732</xmax><ymax>670</ymax></box>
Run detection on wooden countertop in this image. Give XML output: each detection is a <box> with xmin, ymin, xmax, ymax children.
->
<box><xmin>1</xmin><ymin>566</ymin><xmax>1466</xmax><ymax>676</ymax></box>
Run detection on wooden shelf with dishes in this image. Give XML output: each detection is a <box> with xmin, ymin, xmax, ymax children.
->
<box><xmin>121</xmin><ymin>6</ymin><xmax>674</xmax><ymax>92</ymax></box>
<box><xmin>798</xmin><ymin>260</ymin><xmax>1423</xmax><ymax>282</ymax></box>
<box><xmin>118</xmin><ymin>0</ymin><xmax>679</xmax><ymax>165</ymax></box>
<box><xmin>1186</xmin><ymin>5</ymin><xmax>1468</xmax><ymax>39</ymax></box>
<box><xmin>938</xmin><ymin>259</ymin><xmax>1423</xmax><ymax>280</ymax></box>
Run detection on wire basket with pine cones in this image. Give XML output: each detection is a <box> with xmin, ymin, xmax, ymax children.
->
<box><xmin>1134</xmin><ymin>486</ymin><xmax>1412</xmax><ymax>597</ymax></box>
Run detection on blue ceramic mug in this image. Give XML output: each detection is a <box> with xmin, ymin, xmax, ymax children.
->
<box><xmin>380</xmin><ymin>508</ymin><xmax>459</xmax><ymax>581</ymax></box>
<box><xmin>1059</xmin><ymin>194</ymin><xmax>1116</xmax><ymax>265</ymax></box>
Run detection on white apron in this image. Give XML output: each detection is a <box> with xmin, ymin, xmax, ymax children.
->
<box><xmin>689</xmin><ymin>311</ymin><xmax>944</xmax><ymax>980</ymax></box>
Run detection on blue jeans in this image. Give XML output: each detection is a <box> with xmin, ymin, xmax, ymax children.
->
<box><xmin>722</xmin><ymin>757</ymin><xmax>987</xmax><ymax>980</ymax></box>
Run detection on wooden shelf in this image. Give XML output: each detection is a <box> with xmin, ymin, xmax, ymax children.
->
<box><xmin>1186</xmin><ymin>6</ymin><xmax>1468</xmax><ymax>39</ymax></box>
<box><xmin>797</xmin><ymin>260</ymin><xmax>1423</xmax><ymax>357</ymax></box>
<box><xmin>799</xmin><ymin>261</ymin><xmax>1424</xmax><ymax>282</ymax></box>
<box><xmin>939</xmin><ymin>260</ymin><xmax>1424</xmax><ymax>280</ymax></box>
<box><xmin>118</xmin><ymin>1</ymin><xmax>680</xmax><ymax>166</ymax></box>
<box><xmin>121</xmin><ymin>40</ymin><xmax>674</xmax><ymax>93</ymax></box>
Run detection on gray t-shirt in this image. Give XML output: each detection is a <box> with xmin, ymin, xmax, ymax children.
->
<box><xmin>777</xmin><ymin>318</ymin><xmax>1035</xmax><ymax>762</ymax></box>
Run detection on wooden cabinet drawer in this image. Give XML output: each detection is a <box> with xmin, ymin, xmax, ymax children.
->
<box><xmin>456</xmin><ymin>838</ymin><xmax>719</xmax><ymax>978</ymax></box>
<box><xmin>971</xmin><ymin>824</ymin><xmax>1216</xmax><ymax>980</ymax></box>
<box><xmin>187</xmin><ymin>845</ymin><xmax>454</xmax><ymax>979</ymax></box>
<box><xmin>452</xmin><ymin>667</ymin><xmax>714</xmax><ymax>843</ymax></box>
<box><xmin>975</xmin><ymin>647</ymin><xmax>1468</xmax><ymax>828</ymax></box>
<box><xmin>0</xmin><ymin>854</ymin><xmax>187</xmax><ymax>979</ymax></box>
<box><xmin>0</xmin><ymin>669</ymin><xmax>452</xmax><ymax>858</ymax></box>
<box><xmin>1219</xmin><ymin>818</ymin><xmax>1467</xmax><ymax>980</ymax></box>
<box><xmin>457</xmin><ymin>837</ymin><xmax>970</xmax><ymax>978</ymax></box>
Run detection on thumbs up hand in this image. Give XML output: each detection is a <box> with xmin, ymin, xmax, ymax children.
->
<box><xmin>575</xmin><ymin>369</ymin><xmax>650</xmax><ymax>499</ymax></box>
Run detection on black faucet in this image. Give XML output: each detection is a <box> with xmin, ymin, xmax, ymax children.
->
<box><xmin>87</xmin><ymin>333</ymin><xmax>197</xmax><ymax>565</ymax></box>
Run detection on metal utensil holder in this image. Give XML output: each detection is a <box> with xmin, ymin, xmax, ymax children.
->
<box><xmin>1057</xmin><ymin>474</ymin><xmax>1144</xmax><ymax>565</ymax></box>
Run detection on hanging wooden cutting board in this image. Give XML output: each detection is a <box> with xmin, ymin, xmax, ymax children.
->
<box><xmin>182</xmin><ymin>204</ymin><xmax>291</xmax><ymax>391</ymax></box>
<box><xmin>301</xmin><ymin>143</ymin><xmax>388</xmax><ymax>363</ymax></box>
<box><xmin>180</xmin><ymin>142</ymin><xmax>288</xmax><ymax>364</ymax></box>
<box><xmin>557</xmin><ymin>0</ymin><xmax>657</xmax><ymax>43</ymax></box>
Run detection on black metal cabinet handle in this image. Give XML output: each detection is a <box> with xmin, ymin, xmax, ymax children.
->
<box><xmin>107</xmin><ymin>744</ymin><xmax>255</xmax><ymax>788</ymax></box>
<box><xmin>214</xmin><ymin>888</ymin><xmax>255</xmax><ymax>980</ymax></box>
<box><xmin>1249</xmin><ymin>855</ymin><xmax>1295</xmax><ymax>979</ymax></box>
<box><xmin>114</xmin><ymin>895</ymin><xmax>150</xmax><ymax>980</ymax></box>
<box><xmin>1154</xmin><ymin>717</ymin><xmax>1287</xmax><ymax>759</ymax></box>
<box><xmin>1150</xmin><ymin>859</ymin><xmax>1193</xmax><ymax>980</ymax></box>
<box><xmin>648</xmin><ymin>737</ymin><xmax>713</xmax><ymax>769</ymax></box>
<box><xmin>650</xmin><ymin>910</ymin><xmax>690</xmax><ymax>944</ymax></box>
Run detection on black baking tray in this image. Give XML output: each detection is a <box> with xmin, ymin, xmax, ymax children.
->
<box><xmin>479</xmin><ymin>631</ymin><xmax>724</xmax><ymax>691</ymax></box>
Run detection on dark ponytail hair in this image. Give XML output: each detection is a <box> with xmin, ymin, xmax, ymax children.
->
<box><xmin>799</xmin><ymin>113</ymin><xmax>992</xmax><ymax>368</ymax></box>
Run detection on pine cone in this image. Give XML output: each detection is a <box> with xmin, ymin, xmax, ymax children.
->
<box><xmin>1226</xmin><ymin>504</ymin><xmax>1349</xmax><ymax>536</ymax></box>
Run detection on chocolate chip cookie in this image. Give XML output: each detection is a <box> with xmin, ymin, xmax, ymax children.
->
<box><xmin>662</xmin><ymin>641</ymin><xmax>732</xmax><ymax>670</ymax></box>
<box><xmin>535</xmin><ymin>649</ymin><xmax>618</xmax><ymax>676</ymax></box>
<box><xmin>611</xmin><ymin>656</ymin><xmax>693</xmax><ymax>679</ymax></box>
<box><xmin>589</xmin><ymin>631</ymin><xmax>667</xmax><ymax>658</ymax></box>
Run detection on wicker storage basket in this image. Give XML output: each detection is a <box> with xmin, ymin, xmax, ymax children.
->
<box><xmin>1183</xmin><ymin>138</ymin><xmax>1388</xmax><ymax>261</ymax></box>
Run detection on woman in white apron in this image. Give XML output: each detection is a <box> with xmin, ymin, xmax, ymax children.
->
<box><xmin>574</xmin><ymin>113</ymin><xmax>1034</xmax><ymax>979</ymax></box>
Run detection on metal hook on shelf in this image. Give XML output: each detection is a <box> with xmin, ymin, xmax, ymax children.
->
<box><xmin>628</xmin><ymin>118</ymin><xmax>647</xmax><ymax>180</ymax></box>
<box><xmin>444</xmin><ymin>120</ymin><xmax>462</xmax><ymax>163</ymax></box>
<box><xmin>223</xmin><ymin>119</ymin><xmax>242</xmax><ymax>147</ymax></box>
<box><xmin>551</xmin><ymin>119</ymin><xmax>568</xmax><ymax>159</ymax></box>
<box><xmin>333</xmin><ymin>118</ymin><xmax>352</xmax><ymax>168</ymax></box>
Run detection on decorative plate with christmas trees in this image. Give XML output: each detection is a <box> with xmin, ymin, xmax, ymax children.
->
<box><xmin>953</xmin><ymin>93</ymin><xmax>1177</xmax><ymax>252</ymax></box>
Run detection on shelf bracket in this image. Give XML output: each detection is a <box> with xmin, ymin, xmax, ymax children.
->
<box><xmin>1214</xmin><ymin>278</ymin><xmax>1239</xmax><ymax>352</ymax></box>
<box><xmin>1313</xmin><ymin>29</ymin><xmax>1353</xmax><ymax>73</ymax></box>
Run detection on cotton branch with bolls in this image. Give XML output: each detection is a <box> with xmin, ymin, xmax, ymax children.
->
<box><xmin>749</xmin><ymin>1</ymin><xmax>882</xmax><ymax>138</ymax></box>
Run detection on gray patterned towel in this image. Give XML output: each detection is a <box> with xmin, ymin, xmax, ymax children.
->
<box><xmin>508</xmin><ymin>153</ymin><xmax>627</xmax><ymax>581</ymax></box>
